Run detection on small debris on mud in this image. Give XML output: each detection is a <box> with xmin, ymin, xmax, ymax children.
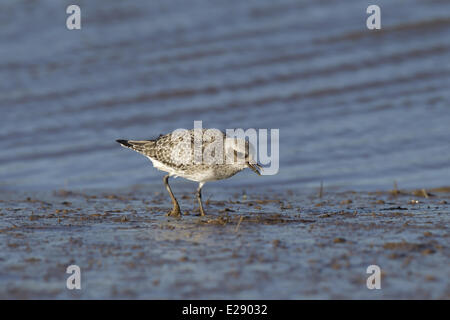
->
<box><xmin>0</xmin><ymin>186</ymin><xmax>448</xmax><ymax>299</ymax></box>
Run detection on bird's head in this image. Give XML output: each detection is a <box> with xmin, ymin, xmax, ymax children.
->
<box><xmin>224</xmin><ymin>137</ymin><xmax>262</xmax><ymax>175</ymax></box>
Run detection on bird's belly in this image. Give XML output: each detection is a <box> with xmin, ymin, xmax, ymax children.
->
<box><xmin>148</xmin><ymin>157</ymin><xmax>242</xmax><ymax>182</ymax></box>
<box><xmin>148</xmin><ymin>158</ymin><xmax>179</xmax><ymax>176</ymax></box>
<box><xmin>184</xmin><ymin>165</ymin><xmax>241</xmax><ymax>182</ymax></box>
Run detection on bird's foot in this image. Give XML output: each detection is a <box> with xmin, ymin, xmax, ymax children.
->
<box><xmin>166</xmin><ymin>207</ymin><xmax>182</xmax><ymax>218</ymax></box>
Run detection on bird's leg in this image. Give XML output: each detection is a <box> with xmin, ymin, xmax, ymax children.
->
<box><xmin>196</xmin><ymin>182</ymin><xmax>206</xmax><ymax>216</ymax></box>
<box><xmin>163</xmin><ymin>175</ymin><xmax>181</xmax><ymax>217</ymax></box>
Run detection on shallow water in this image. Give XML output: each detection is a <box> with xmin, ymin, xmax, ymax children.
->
<box><xmin>1</xmin><ymin>0</ymin><xmax>449</xmax><ymax>192</ymax></box>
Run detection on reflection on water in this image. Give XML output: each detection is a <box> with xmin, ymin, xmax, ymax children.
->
<box><xmin>0</xmin><ymin>0</ymin><xmax>449</xmax><ymax>191</ymax></box>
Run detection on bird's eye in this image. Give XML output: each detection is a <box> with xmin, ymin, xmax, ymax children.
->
<box><xmin>233</xmin><ymin>150</ymin><xmax>245</xmax><ymax>162</ymax></box>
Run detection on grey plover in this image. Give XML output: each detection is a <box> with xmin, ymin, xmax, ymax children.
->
<box><xmin>116</xmin><ymin>129</ymin><xmax>261</xmax><ymax>217</ymax></box>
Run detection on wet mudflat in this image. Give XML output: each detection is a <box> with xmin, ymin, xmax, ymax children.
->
<box><xmin>0</xmin><ymin>185</ymin><xmax>448</xmax><ymax>299</ymax></box>
<box><xmin>1</xmin><ymin>0</ymin><xmax>449</xmax><ymax>300</ymax></box>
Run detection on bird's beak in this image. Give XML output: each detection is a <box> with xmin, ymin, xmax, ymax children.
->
<box><xmin>247</xmin><ymin>162</ymin><xmax>262</xmax><ymax>176</ymax></box>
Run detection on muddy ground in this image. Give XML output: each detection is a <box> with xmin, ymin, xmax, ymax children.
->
<box><xmin>0</xmin><ymin>185</ymin><xmax>449</xmax><ymax>299</ymax></box>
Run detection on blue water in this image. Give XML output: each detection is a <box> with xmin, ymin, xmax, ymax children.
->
<box><xmin>1</xmin><ymin>0</ymin><xmax>449</xmax><ymax>192</ymax></box>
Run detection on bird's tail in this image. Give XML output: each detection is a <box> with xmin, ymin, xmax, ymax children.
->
<box><xmin>116</xmin><ymin>139</ymin><xmax>155</xmax><ymax>155</ymax></box>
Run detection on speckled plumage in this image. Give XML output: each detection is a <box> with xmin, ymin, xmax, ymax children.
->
<box><xmin>117</xmin><ymin>129</ymin><xmax>249</xmax><ymax>182</ymax></box>
<box><xmin>117</xmin><ymin>128</ymin><xmax>261</xmax><ymax>217</ymax></box>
